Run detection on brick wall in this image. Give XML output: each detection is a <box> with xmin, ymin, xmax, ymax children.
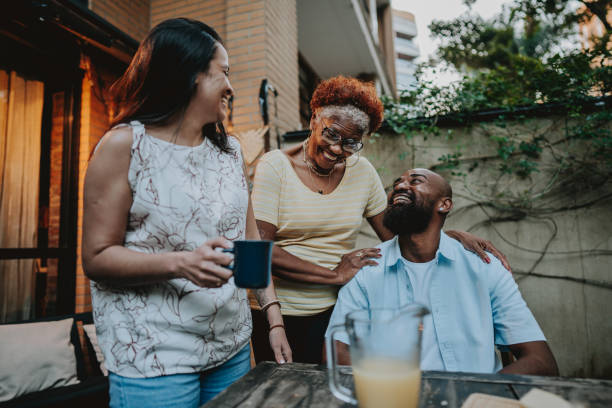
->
<box><xmin>226</xmin><ymin>0</ymin><xmax>299</xmax><ymax>137</ymax></box>
<box><xmin>262</xmin><ymin>0</ymin><xmax>299</xmax><ymax>137</ymax></box>
<box><xmin>151</xmin><ymin>0</ymin><xmax>226</xmax><ymax>39</ymax></box>
<box><xmin>150</xmin><ymin>0</ymin><xmax>300</xmax><ymax>137</ymax></box>
<box><xmin>90</xmin><ymin>0</ymin><xmax>151</xmax><ymax>42</ymax></box>
<box><xmin>46</xmin><ymin>92</ymin><xmax>65</xmax><ymax>315</ymax></box>
<box><xmin>74</xmin><ymin>57</ymin><xmax>113</xmax><ymax>314</ymax></box>
<box><xmin>225</xmin><ymin>0</ymin><xmax>267</xmax><ymax>134</ymax></box>
<box><xmin>74</xmin><ymin>68</ymin><xmax>92</xmax><ymax>314</ymax></box>
<box><xmin>90</xmin><ymin>0</ymin><xmax>301</xmax><ymax>146</ymax></box>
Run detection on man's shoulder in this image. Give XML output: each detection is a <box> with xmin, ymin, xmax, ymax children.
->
<box><xmin>441</xmin><ymin>233</ymin><xmax>507</xmax><ymax>284</ymax></box>
<box><xmin>376</xmin><ymin>236</ymin><xmax>396</xmax><ymax>250</ymax></box>
<box><xmin>375</xmin><ymin>237</ymin><xmax>400</xmax><ymax>267</ymax></box>
<box><xmin>351</xmin><ymin>238</ymin><xmax>398</xmax><ymax>283</ymax></box>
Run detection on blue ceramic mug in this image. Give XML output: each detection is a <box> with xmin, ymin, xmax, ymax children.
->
<box><xmin>223</xmin><ymin>240</ymin><xmax>273</xmax><ymax>288</ymax></box>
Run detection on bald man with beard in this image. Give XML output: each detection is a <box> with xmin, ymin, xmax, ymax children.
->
<box><xmin>325</xmin><ymin>169</ymin><xmax>558</xmax><ymax>375</ymax></box>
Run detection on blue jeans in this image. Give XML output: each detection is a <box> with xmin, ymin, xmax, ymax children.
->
<box><xmin>108</xmin><ymin>344</ymin><xmax>251</xmax><ymax>408</ymax></box>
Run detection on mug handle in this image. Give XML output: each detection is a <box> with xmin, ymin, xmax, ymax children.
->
<box><xmin>221</xmin><ymin>248</ymin><xmax>234</xmax><ymax>270</ymax></box>
<box><xmin>325</xmin><ymin>324</ymin><xmax>357</xmax><ymax>405</ymax></box>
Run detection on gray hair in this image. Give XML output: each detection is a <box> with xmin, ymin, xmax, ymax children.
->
<box><xmin>318</xmin><ymin>105</ymin><xmax>370</xmax><ymax>136</ymax></box>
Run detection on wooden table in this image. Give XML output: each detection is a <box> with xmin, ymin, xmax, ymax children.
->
<box><xmin>204</xmin><ymin>362</ymin><xmax>612</xmax><ymax>407</ymax></box>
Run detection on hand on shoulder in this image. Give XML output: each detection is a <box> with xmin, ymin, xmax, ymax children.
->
<box><xmin>333</xmin><ymin>247</ymin><xmax>381</xmax><ymax>285</ymax></box>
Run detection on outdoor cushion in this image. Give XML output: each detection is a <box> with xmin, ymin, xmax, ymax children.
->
<box><xmin>0</xmin><ymin>318</ymin><xmax>79</xmax><ymax>401</ymax></box>
<box><xmin>82</xmin><ymin>324</ymin><xmax>108</xmax><ymax>376</ymax></box>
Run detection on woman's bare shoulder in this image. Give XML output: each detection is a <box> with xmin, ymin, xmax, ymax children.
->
<box><xmin>93</xmin><ymin>126</ymin><xmax>134</xmax><ymax>158</ymax></box>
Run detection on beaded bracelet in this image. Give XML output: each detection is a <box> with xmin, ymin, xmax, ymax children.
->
<box><xmin>261</xmin><ymin>299</ymin><xmax>281</xmax><ymax>313</ymax></box>
<box><xmin>269</xmin><ymin>324</ymin><xmax>285</xmax><ymax>332</ymax></box>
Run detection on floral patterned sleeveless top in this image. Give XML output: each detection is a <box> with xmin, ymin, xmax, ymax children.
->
<box><xmin>90</xmin><ymin>121</ymin><xmax>251</xmax><ymax>378</ymax></box>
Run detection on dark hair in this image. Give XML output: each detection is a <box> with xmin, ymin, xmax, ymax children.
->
<box><xmin>110</xmin><ymin>18</ymin><xmax>230</xmax><ymax>151</ymax></box>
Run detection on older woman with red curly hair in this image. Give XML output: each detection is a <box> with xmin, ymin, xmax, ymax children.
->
<box><xmin>249</xmin><ymin>76</ymin><xmax>509</xmax><ymax>364</ymax></box>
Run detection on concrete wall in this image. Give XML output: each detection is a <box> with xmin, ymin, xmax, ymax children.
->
<box><xmin>356</xmin><ymin>115</ymin><xmax>612</xmax><ymax>379</ymax></box>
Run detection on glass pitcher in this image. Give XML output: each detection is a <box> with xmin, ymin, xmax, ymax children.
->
<box><xmin>326</xmin><ymin>305</ymin><xmax>429</xmax><ymax>408</ymax></box>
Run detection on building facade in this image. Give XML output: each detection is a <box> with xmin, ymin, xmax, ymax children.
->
<box><xmin>391</xmin><ymin>9</ymin><xmax>419</xmax><ymax>91</ymax></box>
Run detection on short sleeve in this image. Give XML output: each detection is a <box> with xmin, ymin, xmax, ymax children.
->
<box><xmin>488</xmin><ymin>260</ymin><xmax>546</xmax><ymax>345</ymax></box>
<box><xmin>252</xmin><ymin>155</ymin><xmax>282</xmax><ymax>227</ymax></box>
<box><xmin>325</xmin><ymin>275</ymin><xmax>370</xmax><ymax>344</ymax></box>
<box><xmin>363</xmin><ymin>160</ymin><xmax>387</xmax><ymax>218</ymax></box>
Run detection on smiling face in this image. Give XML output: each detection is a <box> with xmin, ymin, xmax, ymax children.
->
<box><xmin>383</xmin><ymin>169</ymin><xmax>452</xmax><ymax>235</ymax></box>
<box><xmin>307</xmin><ymin>110</ymin><xmax>366</xmax><ymax>171</ymax></box>
<box><xmin>191</xmin><ymin>44</ymin><xmax>233</xmax><ymax>124</ymax></box>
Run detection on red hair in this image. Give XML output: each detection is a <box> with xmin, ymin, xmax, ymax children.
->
<box><xmin>310</xmin><ymin>76</ymin><xmax>384</xmax><ymax>133</ymax></box>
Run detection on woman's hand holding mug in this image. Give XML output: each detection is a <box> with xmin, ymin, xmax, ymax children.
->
<box><xmin>177</xmin><ymin>237</ymin><xmax>234</xmax><ymax>288</ymax></box>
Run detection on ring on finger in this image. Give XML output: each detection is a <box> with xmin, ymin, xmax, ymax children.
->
<box><xmin>356</xmin><ymin>251</ymin><xmax>363</xmax><ymax>258</ymax></box>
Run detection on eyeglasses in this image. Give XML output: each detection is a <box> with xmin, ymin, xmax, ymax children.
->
<box><xmin>321</xmin><ymin>127</ymin><xmax>364</xmax><ymax>154</ymax></box>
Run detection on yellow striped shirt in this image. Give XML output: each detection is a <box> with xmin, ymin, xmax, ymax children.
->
<box><xmin>251</xmin><ymin>149</ymin><xmax>387</xmax><ymax>316</ymax></box>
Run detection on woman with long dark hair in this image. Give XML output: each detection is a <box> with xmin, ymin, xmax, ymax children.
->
<box><xmin>82</xmin><ymin>18</ymin><xmax>291</xmax><ymax>407</ymax></box>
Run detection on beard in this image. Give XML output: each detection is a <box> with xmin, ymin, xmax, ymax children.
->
<box><xmin>383</xmin><ymin>199</ymin><xmax>435</xmax><ymax>235</ymax></box>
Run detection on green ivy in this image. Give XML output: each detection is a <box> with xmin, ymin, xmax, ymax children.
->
<box><xmin>380</xmin><ymin>48</ymin><xmax>611</xmax><ymax>211</ymax></box>
<box><xmin>385</xmin><ymin>52</ymin><xmax>610</xmax><ymax>155</ymax></box>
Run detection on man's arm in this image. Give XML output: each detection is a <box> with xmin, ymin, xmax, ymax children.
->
<box><xmin>487</xmin><ymin>257</ymin><xmax>558</xmax><ymax>376</ymax></box>
<box><xmin>324</xmin><ymin>268</ymin><xmax>371</xmax><ymax>366</ymax></box>
<box><xmin>499</xmin><ymin>341</ymin><xmax>559</xmax><ymax>376</ymax></box>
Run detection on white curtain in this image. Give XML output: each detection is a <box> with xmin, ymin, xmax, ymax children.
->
<box><xmin>0</xmin><ymin>70</ymin><xmax>44</xmax><ymax>322</ymax></box>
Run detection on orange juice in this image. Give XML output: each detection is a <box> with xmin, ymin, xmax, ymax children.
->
<box><xmin>353</xmin><ymin>358</ymin><xmax>421</xmax><ymax>408</ymax></box>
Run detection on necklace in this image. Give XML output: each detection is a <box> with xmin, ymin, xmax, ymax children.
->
<box><xmin>303</xmin><ymin>140</ymin><xmax>335</xmax><ymax>176</ymax></box>
<box><xmin>302</xmin><ymin>141</ymin><xmax>334</xmax><ymax>194</ymax></box>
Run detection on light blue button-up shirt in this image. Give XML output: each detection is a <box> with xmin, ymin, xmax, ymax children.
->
<box><xmin>325</xmin><ymin>233</ymin><xmax>545</xmax><ymax>373</ymax></box>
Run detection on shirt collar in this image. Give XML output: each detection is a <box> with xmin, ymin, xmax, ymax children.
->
<box><xmin>437</xmin><ymin>232</ymin><xmax>457</xmax><ymax>262</ymax></box>
<box><xmin>388</xmin><ymin>231</ymin><xmax>456</xmax><ymax>269</ymax></box>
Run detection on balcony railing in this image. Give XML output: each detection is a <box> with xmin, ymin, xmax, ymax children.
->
<box><xmin>394</xmin><ymin>37</ymin><xmax>419</xmax><ymax>57</ymax></box>
<box><xmin>395</xmin><ymin>58</ymin><xmax>416</xmax><ymax>73</ymax></box>
<box><xmin>392</xmin><ymin>16</ymin><xmax>417</xmax><ymax>37</ymax></box>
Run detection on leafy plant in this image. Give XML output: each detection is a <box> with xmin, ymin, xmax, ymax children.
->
<box><xmin>380</xmin><ymin>0</ymin><xmax>611</xmax><ymax>212</ymax></box>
